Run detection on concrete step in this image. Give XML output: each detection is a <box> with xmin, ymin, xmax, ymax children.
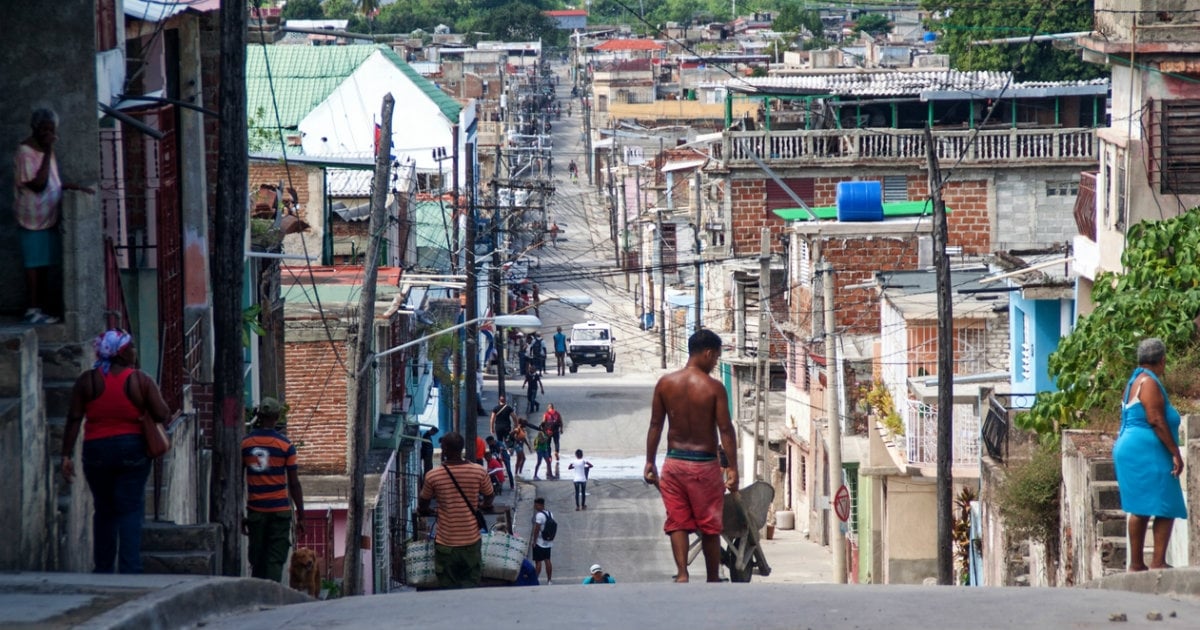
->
<box><xmin>1092</xmin><ymin>481</ymin><xmax>1121</xmax><ymax>510</ymax></box>
<box><xmin>1091</xmin><ymin>460</ymin><xmax>1116</xmax><ymax>482</ymax></box>
<box><xmin>1096</xmin><ymin>509</ymin><xmax>1127</xmax><ymax>538</ymax></box>
<box><xmin>38</xmin><ymin>342</ymin><xmax>88</xmax><ymax>382</ymax></box>
<box><xmin>43</xmin><ymin>379</ymin><xmax>75</xmax><ymax>420</ymax></box>
<box><xmin>1099</xmin><ymin>535</ymin><xmax>1153</xmax><ymax>570</ymax></box>
<box><xmin>141</xmin><ymin>521</ymin><xmax>222</xmax><ymax>554</ymax></box>
<box><xmin>141</xmin><ymin>550</ymin><xmax>219</xmax><ymax>575</ymax></box>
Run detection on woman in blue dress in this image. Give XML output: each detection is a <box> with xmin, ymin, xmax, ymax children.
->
<box><xmin>1112</xmin><ymin>338</ymin><xmax>1187</xmax><ymax>571</ymax></box>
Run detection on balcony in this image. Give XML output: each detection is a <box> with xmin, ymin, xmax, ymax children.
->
<box><xmin>904</xmin><ymin>400</ymin><xmax>981</xmax><ymax>467</ymax></box>
<box><xmin>722</xmin><ymin>127</ymin><xmax>1096</xmax><ymax>168</ymax></box>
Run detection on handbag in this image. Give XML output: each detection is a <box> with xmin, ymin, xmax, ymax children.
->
<box><xmin>480</xmin><ymin>532</ymin><xmax>526</xmax><ymax>581</ymax></box>
<box><xmin>443</xmin><ymin>464</ymin><xmax>488</xmax><ymax>530</ymax></box>
<box><xmin>142</xmin><ymin>414</ymin><xmax>170</xmax><ymax>459</ymax></box>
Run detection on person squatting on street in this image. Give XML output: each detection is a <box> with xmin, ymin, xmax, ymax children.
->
<box><xmin>241</xmin><ymin>397</ymin><xmax>306</xmax><ymax>583</ymax></box>
<box><xmin>61</xmin><ymin>329</ymin><xmax>171</xmax><ymax>574</ymax></box>
<box><xmin>418</xmin><ymin>432</ymin><xmax>494</xmax><ymax>589</ymax></box>
<box><xmin>569</xmin><ymin>449</ymin><xmax>594</xmax><ymax>511</ymax></box>
<box><xmin>644</xmin><ymin>329</ymin><xmax>739</xmax><ymax>583</ymax></box>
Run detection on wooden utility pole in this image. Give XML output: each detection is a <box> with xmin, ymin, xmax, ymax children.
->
<box><xmin>822</xmin><ymin>260</ymin><xmax>847</xmax><ymax>584</ymax></box>
<box><xmin>656</xmin><ymin>208</ymin><xmax>667</xmax><ymax>370</ymax></box>
<box><xmin>753</xmin><ymin>228</ymin><xmax>771</xmax><ymax>480</ymax></box>
<box><xmin>464</xmin><ymin>142</ymin><xmax>480</xmax><ymax>462</ymax></box>
<box><xmin>344</xmin><ymin>94</ymin><xmax>394</xmax><ymax>597</ymax></box>
<box><xmin>492</xmin><ymin>146</ymin><xmax>506</xmax><ymax>397</ymax></box>
<box><xmin>212</xmin><ymin>0</ymin><xmax>248</xmax><ymax>577</ymax></box>
<box><xmin>925</xmin><ymin>125</ymin><xmax>955</xmax><ymax>585</ymax></box>
<box><xmin>693</xmin><ymin>169</ymin><xmax>703</xmax><ymax>331</ymax></box>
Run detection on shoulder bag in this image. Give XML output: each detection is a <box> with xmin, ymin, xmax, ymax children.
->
<box><xmin>443</xmin><ymin>464</ymin><xmax>488</xmax><ymax>530</ymax></box>
<box><xmin>143</xmin><ymin>414</ymin><xmax>170</xmax><ymax>458</ymax></box>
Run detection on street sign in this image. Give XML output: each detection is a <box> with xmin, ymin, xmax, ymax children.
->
<box><xmin>834</xmin><ymin>484</ymin><xmax>851</xmax><ymax>522</ymax></box>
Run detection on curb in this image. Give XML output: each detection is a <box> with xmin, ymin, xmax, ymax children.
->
<box><xmin>77</xmin><ymin>577</ymin><xmax>311</xmax><ymax>630</ymax></box>
<box><xmin>1081</xmin><ymin>567</ymin><xmax>1200</xmax><ymax>600</ymax></box>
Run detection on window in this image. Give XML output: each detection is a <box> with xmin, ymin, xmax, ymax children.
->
<box><xmin>1045</xmin><ymin>180</ymin><xmax>1079</xmax><ymax>197</ymax></box>
<box><xmin>882</xmin><ymin>175</ymin><xmax>908</xmax><ymax>202</ymax></box>
<box><xmin>1154</xmin><ymin>100</ymin><xmax>1200</xmax><ymax>194</ymax></box>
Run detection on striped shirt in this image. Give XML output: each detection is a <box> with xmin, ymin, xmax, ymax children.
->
<box><xmin>419</xmin><ymin>462</ymin><xmax>493</xmax><ymax>547</ymax></box>
<box><xmin>242</xmin><ymin>429</ymin><xmax>298</xmax><ymax>513</ymax></box>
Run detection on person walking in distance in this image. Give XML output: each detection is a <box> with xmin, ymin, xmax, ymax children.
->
<box><xmin>529</xmin><ymin>497</ymin><xmax>556</xmax><ymax>584</ymax></box>
<box><xmin>644</xmin><ymin>329</ymin><xmax>738</xmax><ymax>583</ymax></box>
<box><xmin>569</xmin><ymin>449</ymin><xmax>594</xmax><ymax>511</ymax></box>
<box><xmin>533</xmin><ymin>429</ymin><xmax>552</xmax><ymax>480</ymax></box>
<box><xmin>418</xmin><ymin>432</ymin><xmax>495</xmax><ymax>589</ymax></box>
<box><xmin>241</xmin><ymin>398</ymin><xmax>306</xmax><ymax>583</ymax></box>
<box><xmin>60</xmin><ymin>330</ymin><xmax>171</xmax><ymax>574</ymax></box>
<box><xmin>490</xmin><ymin>394</ymin><xmax>515</xmax><ymax>443</ymax></box>
<box><xmin>548</xmin><ymin>221</ymin><xmax>560</xmax><ymax>249</ymax></box>
<box><xmin>530</xmin><ymin>332</ymin><xmax>547</xmax><ymax>373</ymax></box>
<box><xmin>553</xmin><ymin>326</ymin><xmax>568</xmax><ymax>376</ymax></box>
<box><xmin>542</xmin><ymin>403</ymin><xmax>564</xmax><ymax>463</ymax></box>
<box><xmin>511</xmin><ymin>419</ymin><xmax>531</xmax><ymax>478</ymax></box>
<box><xmin>523</xmin><ymin>364</ymin><xmax>544</xmax><ymax>414</ymax></box>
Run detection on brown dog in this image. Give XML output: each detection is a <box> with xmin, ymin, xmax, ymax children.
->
<box><xmin>289</xmin><ymin>547</ymin><xmax>321</xmax><ymax>598</ymax></box>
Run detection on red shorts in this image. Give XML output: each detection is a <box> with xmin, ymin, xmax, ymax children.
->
<box><xmin>659</xmin><ymin>457</ymin><xmax>724</xmax><ymax>535</ymax></box>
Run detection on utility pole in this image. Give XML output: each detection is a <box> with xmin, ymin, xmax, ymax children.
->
<box><xmin>212</xmin><ymin>0</ymin><xmax>247</xmax><ymax>578</ymax></box>
<box><xmin>926</xmin><ymin>125</ymin><xmax>955</xmax><ymax>586</ymax></box>
<box><xmin>583</xmin><ymin>92</ymin><xmax>593</xmax><ymax>186</ymax></box>
<box><xmin>658</xmin><ymin>206</ymin><xmax>667</xmax><ymax>370</ymax></box>
<box><xmin>693</xmin><ymin>169</ymin><xmax>703</xmax><ymax>332</ymax></box>
<box><xmin>492</xmin><ymin>146</ymin><xmax>506</xmax><ymax>397</ymax></box>
<box><xmin>753</xmin><ymin>229</ymin><xmax>771</xmax><ymax>481</ymax></box>
<box><xmin>822</xmin><ymin>260</ymin><xmax>847</xmax><ymax>584</ymax></box>
<box><xmin>343</xmin><ymin>94</ymin><xmax>394</xmax><ymax>597</ymax></box>
<box><xmin>464</xmin><ymin>142</ymin><xmax>481</xmax><ymax>462</ymax></box>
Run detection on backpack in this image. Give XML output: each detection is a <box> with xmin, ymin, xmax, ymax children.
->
<box><xmin>532</xmin><ymin>338</ymin><xmax>546</xmax><ymax>359</ymax></box>
<box><xmin>539</xmin><ymin>510</ymin><xmax>558</xmax><ymax>541</ymax></box>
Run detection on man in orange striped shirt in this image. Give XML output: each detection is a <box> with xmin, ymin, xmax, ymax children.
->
<box><xmin>241</xmin><ymin>398</ymin><xmax>305</xmax><ymax>583</ymax></box>
<box><xmin>418</xmin><ymin>431</ymin><xmax>494</xmax><ymax>588</ymax></box>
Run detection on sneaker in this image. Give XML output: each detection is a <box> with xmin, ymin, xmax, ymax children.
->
<box><xmin>27</xmin><ymin>309</ymin><xmax>59</xmax><ymax>325</ymax></box>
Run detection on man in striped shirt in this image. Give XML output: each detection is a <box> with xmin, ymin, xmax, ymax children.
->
<box><xmin>418</xmin><ymin>431</ymin><xmax>494</xmax><ymax>588</ymax></box>
<box><xmin>241</xmin><ymin>398</ymin><xmax>305</xmax><ymax>583</ymax></box>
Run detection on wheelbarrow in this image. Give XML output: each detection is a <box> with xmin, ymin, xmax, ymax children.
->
<box><xmin>686</xmin><ymin>480</ymin><xmax>774</xmax><ymax>582</ymax></box>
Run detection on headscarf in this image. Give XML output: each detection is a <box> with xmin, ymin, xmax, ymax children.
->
<box><xmin>93</xmin><ymin>329</ymin><xmax>133</xmax><ymax>374</ymax></box>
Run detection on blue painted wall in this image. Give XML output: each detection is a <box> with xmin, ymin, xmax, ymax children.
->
<box><xmin>1010</xmin><ymin>293</ymin><xmax>1072</xmax><ymax>403</ymax></box>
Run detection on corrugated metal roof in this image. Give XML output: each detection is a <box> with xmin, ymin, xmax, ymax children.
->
<box><xmin>246</xmin><ymin>45</ymin><xmax>377</xmax><ymax>131</ymax></box>
<box><xmin>726</xmin><ymin>71</ymin><xmax>1109</xmax><ymax>98</ymax></box>
<box><xmin>246</xmin><ymin>45</ymin><xmax>461</xmax><ymax>143</ymax></box>
<box><xmin>124</xmin><ymin>0</ymin><xmax>218</xmax><ymax>22</ymax></box>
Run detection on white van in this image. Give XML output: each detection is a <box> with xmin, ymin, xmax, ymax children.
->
<box><xmin>568</xmin><ymin>321</ymin><xmax>616</xmax><ymax>373</ymax></box>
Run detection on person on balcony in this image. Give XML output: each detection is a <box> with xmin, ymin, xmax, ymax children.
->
<box><xmin>1113</xmin><ymin>337</ymin><xmax>1188</xmax><ymax>571</ymax></box>
<box><xmin>13</xmin><ymin>107</ymin><xmax>92</xmax><ymax>324</ymax></box>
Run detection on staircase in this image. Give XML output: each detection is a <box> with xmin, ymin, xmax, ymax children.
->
<box><xmin>1092</xmin><ymin>460</ymin><xmax>1147</xmax><ymax>575</ymax></box>
<box><xmin>141</xmin><ymin>521</ymin><xmax>223</xmax><ymax>575</ymax></box>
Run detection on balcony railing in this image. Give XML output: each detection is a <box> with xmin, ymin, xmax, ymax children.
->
<box><xmin>725</xmin><ymin>127</ymin><xmax>1096</xmax><ymax>167</ymax></box>
<box><xmin>905</xmin><ymin>399</ymin><xmax>981</xmax><ymax>466</ymax></box>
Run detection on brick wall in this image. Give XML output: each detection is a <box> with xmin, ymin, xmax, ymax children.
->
<box><xmin>907</xmin><ymin>175</ymin><xmax>991</xmax><ymax>255</ymax></box>
<box><xmin>819</xmin><ymin>235</ymin><xmax>922</xmax><ymax>336</ymax></box>
<box><xmin>249</xmin><ymin>163</ymin><xmax>316</xmax><ymax>223</ymax></box>
<box><xmin>284</xmin><ymin>338</ymin><xmax>350</xmax><ymax>474</ymax></box>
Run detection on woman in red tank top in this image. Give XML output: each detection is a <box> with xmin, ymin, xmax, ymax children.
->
<box><xmin>60</xmin><ymin>330</ymin><xmax>170</xmax><ymax>574</ymax></box>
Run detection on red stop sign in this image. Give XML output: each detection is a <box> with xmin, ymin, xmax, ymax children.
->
<box><xmin>834</xmin><ymin>485</ymin><xmax>851</xmax><ymax>522</ymax></box>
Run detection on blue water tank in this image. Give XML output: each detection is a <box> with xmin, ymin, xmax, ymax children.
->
<box><xmin>836</xmin><ymin>181</ymin><xmax>885</xmax><ymax>222</ymax></box>
<box><xmin>924</xmin><ymin>32</ymin><xmax>937</xmax><ymax>42</ymax></box>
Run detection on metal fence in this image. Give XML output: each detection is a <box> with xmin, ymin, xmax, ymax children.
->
<box><xmin>904</xmin><ymin>400</ymin><xmax>981</xmax><ymax>466</ymax></box>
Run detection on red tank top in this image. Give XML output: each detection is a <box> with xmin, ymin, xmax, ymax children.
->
<box><xmin>84</xmin><ymin>369</ymin><xmax>144</xmax><ymax>441</ymax></box>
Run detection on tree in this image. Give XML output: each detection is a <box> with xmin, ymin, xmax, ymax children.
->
<box><xmin>464</xmin><ymin>2</ymin><xmax>559</xmax><ymax>44</ymax></box>
<box><xmin>852</xmin><ymin>13</ymin><xmax>891</xmax><ymax>37</ymax></box>
<box><xmin>282</xmin><ymin>0</ymin><xmax>323</xmax><ymax>20</ymax></box>
<box><xmin>920</xmin><ymin>0</ymin><xmax>1103</xmax><ymax>82</ymax></box>
<box><xmin>322</xmin><ymin>0</ymin><xmax>356</xmax><ymax>19</ymax></box>
<box><xmin>773</xmin><ymin>5</ymin><xmax>822</xmax><ymax>37</ymax></box>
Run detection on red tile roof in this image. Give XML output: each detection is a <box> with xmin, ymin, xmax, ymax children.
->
<box><xmin>594</xmin><ymin>39</ymin><xmax>665</xmax><ymax>52</ymax></box>
<box><xmin>544</xmin><ymin>10</ymin><xmax>588</xmax><ymax>17</ymax></box>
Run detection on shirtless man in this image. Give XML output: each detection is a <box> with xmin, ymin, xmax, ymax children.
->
<box><xmin>644</xmin><ymin>329</ymin><xmax>738</xmax><ymax>583</ymax></box>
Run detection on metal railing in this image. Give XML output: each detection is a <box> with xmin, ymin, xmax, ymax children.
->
<box><xmin>726</xmin><ymin>127</ymin><xmax>1096</xmax><ymax>166</ymax></box>
<box><xmin>904</xmin><ymin>399</ymin><xmax>982</xmax><ymax>466</ymax></box>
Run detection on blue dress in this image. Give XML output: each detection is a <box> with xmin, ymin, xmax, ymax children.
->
<box><xmin>1112</xmin><ymin>367</ymin><xmax>1188</xmax><ymax>519</ymax></box>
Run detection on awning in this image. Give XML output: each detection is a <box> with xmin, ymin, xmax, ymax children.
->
<box><xmin>773</xmin><ymin>200</ymin><xmax>949</xmax><ymax>222</ymax></box>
